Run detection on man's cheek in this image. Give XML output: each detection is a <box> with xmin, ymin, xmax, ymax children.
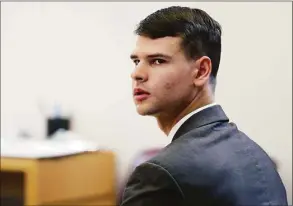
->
<box><xmin>164</xmin><ymin>81</ymin><xmax>176</xmax><ymax>90</ymax></box>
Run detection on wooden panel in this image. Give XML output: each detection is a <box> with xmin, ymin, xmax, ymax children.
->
<box><xmin>37</xmin><ymin>151</ymin><xmax>116</xmax><ymax>204</ymax></box>
<box><xmin>42</xmin><ymin>194</ymin><xmax>115</xmax><ymax>206</ymax></box>
<box><xmin>0</xmin><ymin>158</ymin><xmax>36</xmax><ymax>173</ymax></box>
<box><xmin>0</xmin><ymin>158</ymin><xmax>39</xmax><ymax>205</ymax></box>
<box><xmin>1</xmin><ymin>151</ymin><xmax>116</xmax><ymax>206</ymax></box>
<box><xmin>0</xmin><ymin>171</ymin><xmax>24</xmax><ymax>199</ymax></box>
<box><xmin>25</xmin><ymin>161</ymin><xmax>39</xmax><ymax>205</ymax></box>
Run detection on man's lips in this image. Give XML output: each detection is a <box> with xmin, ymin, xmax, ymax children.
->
<box><xmin>133</xmin><ymin>88</ymin><xmax>150</xmax><ymax>101</ymax></box>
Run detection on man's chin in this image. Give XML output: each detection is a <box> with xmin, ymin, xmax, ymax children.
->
<box><xmin>136</xmin><ymin>108</ymin><xmax>150</xmax><ymax>116</ymax></box>
<box><xmin>136</xmin><ymin>105</ymin><xmax>157</xmax><ymax>116</ymax></box>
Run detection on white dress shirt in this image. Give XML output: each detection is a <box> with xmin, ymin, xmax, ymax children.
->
<box><xmin>168</xmin><ymin>103</ymin><xmax>218</xmax><ymax>139</ymax></box>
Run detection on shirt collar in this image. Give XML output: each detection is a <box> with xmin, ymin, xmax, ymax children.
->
<box><xmin>167</xmin><ymin>102</ymin><xmax>218</xmax><ymax>139</ymax></box>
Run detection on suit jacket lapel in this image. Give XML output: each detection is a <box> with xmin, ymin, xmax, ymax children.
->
<box><xmin>172</xmin><ymin>105</ymin><xmax>229</xmax><ymax>142</ymax></box>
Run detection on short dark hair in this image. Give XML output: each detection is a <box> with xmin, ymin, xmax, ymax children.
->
<box><xmin>135</xmin><ymin>6</ymin><xmax>222</xmax><ymax>89</ymax></box>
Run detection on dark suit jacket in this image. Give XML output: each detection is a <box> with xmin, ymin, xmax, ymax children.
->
<box><xmin>121</xmin><ymin>105</ymin><xmax>288</xmax><ymax>206</ymax></box>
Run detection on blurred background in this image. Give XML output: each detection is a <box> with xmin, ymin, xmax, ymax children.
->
<box><xmin>1</xmin><ymin>2</ymin><xmax>292</xmax><ymax>205</ymax></box>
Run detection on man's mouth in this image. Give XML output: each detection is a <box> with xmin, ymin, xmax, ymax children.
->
<box><xmin>133</xmin><ymin>88</ymin><xmax>150</xmax><ymax>101</ymax></box>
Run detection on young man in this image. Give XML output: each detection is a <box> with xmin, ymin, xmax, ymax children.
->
<box><xmin>121</xmin><ymin>6</ymin><xmax>288</xmax><ymax>206</ymax></box>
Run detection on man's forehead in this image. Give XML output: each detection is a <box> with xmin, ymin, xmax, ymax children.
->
<box><xmin>131</xmin><ymin>36</ymin><xmax>182</xmax><ymax>57</ymax></box>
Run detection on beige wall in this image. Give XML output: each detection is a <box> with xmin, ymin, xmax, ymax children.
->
<box><xmin>1</xmin><ymin>2</ymin><xmax>291</xmax><ymax>203</ymax></box>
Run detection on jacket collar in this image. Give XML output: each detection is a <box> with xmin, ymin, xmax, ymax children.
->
<box><xmin>172</xmin><ymin>105</ymin><xmax>229</xmax><ymax>142</ymax></box>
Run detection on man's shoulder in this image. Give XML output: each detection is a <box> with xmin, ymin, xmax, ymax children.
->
<box><xmin>147</xmin><ymin>121</ymin><xmax>275</xmax><ymax>188</ymax></box>
<box><xmin>125</xmin><ymin>121</ymin><xmax>287</xmax><ymax>205</ymax></box>
<box><xmin>146</xmin><ymin>122</ymin><xmax>287</xmax><ymax>205</ymax></box>
<box><xmin>149</xmin><ymin>121</ymin><xmax>241</xmax><ymax>173</ymax></box>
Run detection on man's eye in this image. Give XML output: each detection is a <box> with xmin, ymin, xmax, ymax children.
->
<box><xmin>151</xmin><ymin>59</ymin><xmax>166</xmax><ymax>65</ymax></box>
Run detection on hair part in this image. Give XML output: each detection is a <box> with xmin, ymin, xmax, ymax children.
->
<box><xmin>135</xmin><ymin>6</ymin><xmax>222</xmax><ymax>91</ymax></box>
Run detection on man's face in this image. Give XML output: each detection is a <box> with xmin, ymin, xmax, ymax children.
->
<box><xmin>130</xmin><ymin>36</ymin><xmax>197</xmax><ymax>117</ymax></box>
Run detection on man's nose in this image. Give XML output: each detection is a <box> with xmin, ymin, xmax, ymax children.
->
<box><xmin>131</xmin><ymin>64</ymin><xmax>148</xmax><ymax>83</ymax></box>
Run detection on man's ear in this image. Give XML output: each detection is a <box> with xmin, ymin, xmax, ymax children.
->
<box><xmin>192</xmin><ymin>56</ymin><xmax>212</xmax><ymax>87</ymax></box>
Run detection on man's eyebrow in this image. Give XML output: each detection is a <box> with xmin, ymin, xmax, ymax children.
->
<box><xmin>147</xmin><ymin>53</ymin><xmax>172</xmax><ymax>59</ymax></box>
<box><xmin>130</xmin><ymin>54</ymin><xmax>138</xmax><ymax>60</ymax></box>
<box><xmin>130</xmin><ymin>53</ymin><xmax>172</xmax><ymax>60</ymax></box>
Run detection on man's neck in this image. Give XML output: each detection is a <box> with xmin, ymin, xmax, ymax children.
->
<box><xmin>156</xmin><ymin>90</ymin><xmax>214</xmax><ymax>135</ymax></box>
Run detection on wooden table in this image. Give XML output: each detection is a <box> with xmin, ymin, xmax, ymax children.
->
<box><xmin>0</xmin><ymin>151</ymin><xmax>116</xmax><ymax>206</ymax></box>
